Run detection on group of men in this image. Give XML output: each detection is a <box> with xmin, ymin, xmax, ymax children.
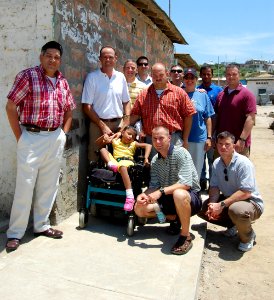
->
<box><xmin>5</xmin><ymin>42</ymin><xmax>263</xmax><ymax>256</ymax></box>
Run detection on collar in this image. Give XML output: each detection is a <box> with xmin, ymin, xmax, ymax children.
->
<box><xmin>157</xmin><ymin>143</ymin><xmax>174</xmax><ymax>159</ymax></box>
<box><xmin>221</xmin><ymin>150</ymin><xmax>237</xmax><ymax>167</ymax></box>
<box><xmin>224</xmin><ymin>83</ymin><xmax>242</xmax><ymax>94</ymax></box>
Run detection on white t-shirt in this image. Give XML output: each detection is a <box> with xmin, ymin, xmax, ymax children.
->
<box><xmin>81</xmin><ymin>69</ymin><xmax>130</xmax><ymax>119</ymax></box>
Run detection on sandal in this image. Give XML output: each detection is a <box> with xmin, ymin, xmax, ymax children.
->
<box><xmin>171</xmin><ymin>235</ymin><xmax>193</xmax><ymax>255</ymax></box>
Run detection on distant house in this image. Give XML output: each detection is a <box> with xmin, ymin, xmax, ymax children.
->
<box><xmin>246</xmin><ymin>73</ymin><xmax>274</xmax><ymax>104</ymax></box>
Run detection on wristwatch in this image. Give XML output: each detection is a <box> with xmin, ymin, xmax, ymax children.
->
<box><xmin>159</xmin><ymin>187</ymin><xmax>165</xmax><ymax>196</ymax></box>
<box><xmin>220</xmin><ymin>201</ymin><xmax>226</xmax><ymax>208</ymax></box>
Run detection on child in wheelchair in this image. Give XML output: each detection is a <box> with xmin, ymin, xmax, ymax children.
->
<box><xmin>99</xmin><ymin>126</ymin><xmax>151</xmax><ymax>211</ymax></box>
<box><xmin>98</xmin><ymin>126</ymin><xmax>166</xmax><ymax>222</ymax></box>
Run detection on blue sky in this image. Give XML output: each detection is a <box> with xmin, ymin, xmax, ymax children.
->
<box><xmin>155</xmin><ymin>0</ymin><xmax>274</xmax><ymax>65</ymax></box>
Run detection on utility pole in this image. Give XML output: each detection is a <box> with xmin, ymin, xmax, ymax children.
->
<box><xmin>169</xmin><ymin>0</ymin><xmax>171</xmax><ymax>18</ymax></box>
<box><xmin>218</xmin><ymin>56</ymin><xmax>220</xmax><ymax>86</ymax></box>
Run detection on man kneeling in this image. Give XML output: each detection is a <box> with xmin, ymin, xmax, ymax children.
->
<box><xmin>198</xmin><ymin>131</ymin><xmax>264</xmax><ymax>252</ymax></box>
<box><xmin>134</xmin><ymin>126</ymin><xmax>202</xmax><ymax>255</ymax></box>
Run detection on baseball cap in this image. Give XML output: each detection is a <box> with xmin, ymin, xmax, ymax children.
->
<box><xmin>184</xmin><ymin>68</ymin><xmax>197</xmax><ymax>77</ymax></box>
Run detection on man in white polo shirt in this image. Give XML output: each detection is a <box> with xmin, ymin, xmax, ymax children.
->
<box><xmin>82</xmin><ymin>46</ymin><xmax>131</xmax><ymax>161</ymax></box>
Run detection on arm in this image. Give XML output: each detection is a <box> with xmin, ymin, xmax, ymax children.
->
<box><xmin>182</xmin><ymin>115</ymin><xmax>192</xmax><ymax>149</ymax></box>
<box><xmin>63</xmin><ymin>110</ymin><xmax>73</xmax><ymax>133</ymax></box>
<box><xmin>204</xmin><ymin>117</ymin><xmax>212</xmax><ymax>151</ymax></box>
<box><xmin>82</xmin><ymin>103</ymin><xmax>112</xmax><ymax>135</ymax></box>
<box><xmin>207</xmin><ymin>188</ymin><xmax>251</xmax><ymax>220</ymax></box>
<box><xmin>235</xmin><ymin>113</ymin><xmax>256</xmax><ymax>153</ymax></box>
<box><xmin>147</xmin><ymin>182</ymin><xmax>189</xmax><ymax>204</ymax></box>
<box><xmin>135</xmin><ymin>142</ymin><xmax>152</xmax><ymax>164</ymax></box>
<box><xmin>119</xmin><ymin>101</ymin><xmax>131</xmax><ymax>129</ymax></box>
<box><xmin>6</xmin><ymin>99</ymin><xmax>21</xmax><ymax>142</ymax></box>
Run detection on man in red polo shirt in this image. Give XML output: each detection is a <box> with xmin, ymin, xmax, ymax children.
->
<box><xmin>131</xmin><ymin>62</ymin><xmax>196</xmax><ymax>156</ymax></box>
<box><xmin>5</xmin><ymin>41</ymin><xmax>76</xmax><ymax>251</ymax></box>
<box><xmin>215</xmin><ymin>64</ymin><xmax>256</xmax><ymax>157</ymax></box>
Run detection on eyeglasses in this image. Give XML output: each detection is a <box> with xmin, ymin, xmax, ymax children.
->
<box><xmin>184</xmin><ymin>76</ymin><xmax>195</xmax><ymax>80</ymax></box>
<box><xmin>170</xmin><ymin>69</ymin><xmax>183</xmax><ymax>73</ymax></box>
<box><xmin>224</xmin><ymin>168</ymin><xmax>228</xmax><ymax>181</ymax></box>
<box><xmin>137</xmin><ymin>63</ymin><xmax>148</xmax><ymax>66</ymax></box>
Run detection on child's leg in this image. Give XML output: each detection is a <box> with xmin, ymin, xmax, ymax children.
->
<box><xmin>119</xmin><ymin>166</ymin><xmax>132</xmax><ymax>190</ymax></box>
<box><xmin>120</xmin><ymin>166</ymin><xmax>135</xmax><ymax>211</ymax></box>
<box><xmin>100</xmin><ymin>148</ymin><xmax>111</xmax><ymax>163</ymax></box>
<box><xmin>100</xmin><ymin>149</ymin><xmax>118</xmax><ymax>172</ymax></box>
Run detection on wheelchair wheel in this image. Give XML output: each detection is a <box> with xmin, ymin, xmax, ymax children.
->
<box><xmin>79</xmin><ymin>209</ymin><xmax>88</xmax><ymax>229</ymax></box>
<box><xmin>90</xmin><ymin>203</ymin><xmax>97</xmax><ymax>217</ymax></box>
<box><xmin>138</xmin><ymin>217</ymin><xmax>147</xmax><ymax>226</ymax></box>
<box><xmin>127</xmin><ymin>215</ymin><xmax>135</xmax><ymax>236</ymax></box>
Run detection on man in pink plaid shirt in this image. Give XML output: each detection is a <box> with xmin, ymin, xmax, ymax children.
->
<box><xmin>5</xmin><ymin>41</ymin><xmax>76</xmax><ymax>251</ymax></box>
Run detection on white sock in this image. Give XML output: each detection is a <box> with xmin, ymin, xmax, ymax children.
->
<box><xmin>126</xmin><ymin>189</ymin><xmax>134</xmax><ymax>198</ymax></box>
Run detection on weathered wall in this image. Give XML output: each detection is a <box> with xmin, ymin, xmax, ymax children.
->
<box><xmin>0</xmin><ymin>0</ymin><xmax>175</xmax><ymax>223</ymax></box>
<box><xmin>0</xmin><ymin>0</ymin><xmax>54</xmax><ymax>219</ymax></box>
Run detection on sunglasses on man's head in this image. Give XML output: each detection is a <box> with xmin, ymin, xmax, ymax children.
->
<box><xmin>224</xmin><ymin>168</ymin><xmax>229</xmax><ymax>181</ymax></box>
<box><xmin>137</xmin><ymin>63</ymin><xmax>148</xmax><ymax>66</ymax></box>
<box><xmin>170</xmin><ymin>69</ymin><xmax>183</xmax><ymax>73</ymax></box>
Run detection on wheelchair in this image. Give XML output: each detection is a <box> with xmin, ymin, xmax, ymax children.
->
<box><xmin>79</xmin><ymin>147</ymin><xmax>150</xmax><ymax>236</ymax></box>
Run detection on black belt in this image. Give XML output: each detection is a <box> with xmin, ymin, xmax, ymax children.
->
<box><xmin>116</xmin><ymin>157</ymin><xmax>135</xmax><ymax>163</ymax></box>
<box><xmin>100</xmin><ymin>118</ymin><xmax>121</xmax><ymax>122</ymax></box>
<box><xmin>22</xmin><ymin>124</ymin><xmax>59</xmax><ymax>132</ymax></box>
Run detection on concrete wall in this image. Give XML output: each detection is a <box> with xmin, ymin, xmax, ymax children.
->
<box><xmin>0</xmin><ymin>0</ymin><xmax>54</xmax><ymax>218</ymax></box>
<box><xmin>0</xmin><ymin>0</ymin><xmax>175</xmax><ymax>223</ymax></box>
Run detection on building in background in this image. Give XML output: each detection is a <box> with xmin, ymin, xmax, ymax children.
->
<box><xmin>0</xmin><ymin>0</ymin><xmax>198</xmax><ymax>223</ymax></box>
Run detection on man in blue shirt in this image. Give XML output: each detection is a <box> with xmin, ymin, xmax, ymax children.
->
<box><xmin>197</xmin><ymin>66</ymin><xmax>223</xmax><ymax>190</ymax></box>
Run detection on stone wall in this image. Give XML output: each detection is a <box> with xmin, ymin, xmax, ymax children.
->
<box><xmin>0</xmin><ymin>0</ymin><xmax>175</xmax><ymax>223</ymax></box>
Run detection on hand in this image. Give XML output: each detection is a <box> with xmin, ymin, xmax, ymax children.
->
<box><xmin>143</xmin><ymin>158</ymin><xmax>150</xmax><ymax>166</ymax></box>
<box><xmin>139</xmin><ymin>130</ymin><xmax>146</xmax><ymax>142</ymax></box>
<box><xmin>204</xmin><ymin>139</ymin><xmax>212</xmax><ymax>152</ymax></box>
<box><xmin>183</xmin><ymin>140</ymin><xmax>189</xmax><ymax>150</ymax></box>
<box><xmin>136</xmin><ymin>193</ymin><xmax>149</xmax><ymax>206</ymax></box>
<box><xmin>147</xmin><ymin>190</ymin><xmax>161</xmax><ymax>204</ymax></box>
<box><xmin>235</xmin><ymin>139</ymin><xmax>245</xmax><ymax>153</ymax></box>
<box><xmin>206</xmin><ymin>202</ymin><xmax>223</xmax><ymax>220</ymax></box>
<box><xmin>101</xmin><ymin>124</ymin><xmax>113</xmax><ymax>136</ymax></box>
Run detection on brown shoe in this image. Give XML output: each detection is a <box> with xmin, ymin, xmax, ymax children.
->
<box><xmin>34</xmin><ymin>228</ymin><xmax>63</xmax><ymax>239</ymax></box>
<box><xmin>6</xmin><ymin>238</ymin><xmax>20</xmax><ymax>251</ymax></box>
<box><xmin>171</xmin><ymin>235</ymin><xmax>193</xmax><ymax>255</ymax></box>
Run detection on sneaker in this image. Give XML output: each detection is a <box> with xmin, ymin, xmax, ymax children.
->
<box><xmin>238</xmin><ymin>231</ymin><xmax>256</xmax><ymax>252</ymax></box>
<box><xmin>124</xmin><ymin>197</ymin><xmax>135</xmax><ymax>211</ymax></box>
<box><xmin>222</xmin><ymin>226</ymin><xmax>238</xmax><ymax>237</ymax></box>
<box><xmin>108</xmin><ymin>164</ymin><xmax>118</xmax><ymax>173</ymax></box>
<box><xmin>156</xmin><ymin>211</ymin><xmax>166</xmax><ymax>223</ymax></box>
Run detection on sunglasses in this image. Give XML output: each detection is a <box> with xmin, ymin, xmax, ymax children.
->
<box><xmin>170</xmin><ymin>69</ymin><xmax>183</xmax><ymax>73</ymax></box>
<box><xmin>137</xmin><ymin>63</ymin><xmax>148</xmax><ymax>66</ymax></box>
<box><xmin>224</xmin><ymin>168</ymin><xmax>228</xmax><ymax>181</ymax></box>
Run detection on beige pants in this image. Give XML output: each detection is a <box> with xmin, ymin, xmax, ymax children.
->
<box><xmin>7</xmin><ymin>127</ymin><xmax>66</xmax><ymax>239</ymax></box>
<box><xmin>88</xmin><ymin>119</ymin><xmax>121</xmax><ymax>161</ymax></box>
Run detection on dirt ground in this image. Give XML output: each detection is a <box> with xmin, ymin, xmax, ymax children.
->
<box><xmin>197</xmin><ymin>105</ymin><xmax>274</xmax><ymax>300</ymax></box>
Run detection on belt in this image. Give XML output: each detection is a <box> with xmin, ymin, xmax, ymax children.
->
<box><xmin>116</xmin><ymin>157</ymin><xmax>135</xmax><ymax>163</ymax></box>
<box><xmin>100</xmin><ymin>118</ymin><xmax>121</xmax><ymax>122</ymax></box>
<box><xmin>22</xmin><ymin>124</ymin><xmax>59</xmax><ymax>132</ymax></box>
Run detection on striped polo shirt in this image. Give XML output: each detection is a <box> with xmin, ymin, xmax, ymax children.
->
<box><xmin>149</xmin><ymin>145</ymin><xmax>200</xmax><ymax>193</ymax></box>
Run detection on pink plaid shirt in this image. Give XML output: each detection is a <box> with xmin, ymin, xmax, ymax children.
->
<box><xmin>131</xmin><ymin>82</ymin><xmax>196</xmax><ymax>135</ymax></box>
<box><xmin>7</xmin><ymin>65</ymin><xmax>76</xmax><ymax>128</ymax></box>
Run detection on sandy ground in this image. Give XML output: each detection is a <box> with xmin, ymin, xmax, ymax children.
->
<box><xmin>197</xmin><ymin>105</ymin><xmax>274</xmax><ymax>300</ymax></box>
